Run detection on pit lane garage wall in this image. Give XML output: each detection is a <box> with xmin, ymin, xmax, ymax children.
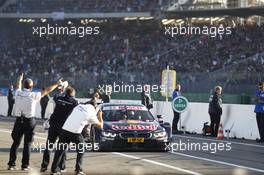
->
<box><xmin>0</xmin><ymin>97</ymin><xmax>259</xmax><ymax>140</ymax></box>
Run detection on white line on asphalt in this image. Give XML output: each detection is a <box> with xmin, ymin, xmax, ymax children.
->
<box><xmin>0</xmin><ymin>128</ymin><xmax>202</xmax><ymax>175</ymax></box>
<box><xmin>1</xmin><ymin>128</ymin><xmax>263</xmax><ymax>173</ymax></box>
<box><xmin>173</xmin><ymin>134</ymin><xmax>264</xmax><ymax>148</ymax></box>
<box><xmin>113</xmin><ymin>152</ymin><xmax>203</xmax><ymax>175</ymax></box>
<box><xmin>170</xmin><ymin>151</ymin><xmax>264</xmax><ymax>173</ymax></box>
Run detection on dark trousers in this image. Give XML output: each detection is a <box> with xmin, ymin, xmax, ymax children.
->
<box><xmin>256</xmin><ymin>112</ymin><xmax>264</xmax><ymax>141</ymax></box>
<box><xmin>172</xmin><ymin>111</ymin><xmax>180</xmax><ymax>131</ymax></box>
<box><xmin>8</xmin><ymin>101</ymin><xmax>14</xmax><ymax>116</ymax></box>
<box><xmin>51</xmin><ymin>130</ymin><xmax>84</xmax><ymax>173</ymax></box>
<box><xmin>209</xmin><ymin>113</ymin><xmax>221</xmax><ymax>137</ymax></box>
<box><xmin>8</xmin><ymin>117</ymin><xmax>36</xmax><ymax>168</ymax></box>
<box><xmin>41</xmin><ymin>125</ymin><xmax>66</xmax><ymax>169</ymax></box>
<box><xmin>40</xmin><ymin>104</ymin><xmax>48</xmax><ymax>119</ymax></box>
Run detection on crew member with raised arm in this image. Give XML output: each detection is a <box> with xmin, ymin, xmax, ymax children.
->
<box><xmin>7</xmin><ymin>73</ymin><xmax>62</xmax><ymax>171</ymax></box>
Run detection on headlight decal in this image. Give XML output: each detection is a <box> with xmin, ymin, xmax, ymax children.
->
<box><xmin>102</xmin><ymin>131</ymin><xmax>117</xmax><ymax>137</ymax></box>
<box><xmin>153</xmin><ymin>131</ymin><xmax>167</xmax><ymax>138</ymax></box>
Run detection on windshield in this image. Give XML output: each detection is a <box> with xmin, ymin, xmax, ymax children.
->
<box><xmin>102</xmin><ymin>106</ymin><xmax>154</xmax><ymax>122</ymax></box>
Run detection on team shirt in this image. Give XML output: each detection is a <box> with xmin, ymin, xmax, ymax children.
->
<box><xmin>49</xmin><ymin>93</ymin><xmax>78</xmax><ymax>128</ymax></box>
<box><xmin>62</xmin><ymin>104</ymin><xmax>100</xmax><ymax>134</ymax></box>
<box><xmin>254</xmin><ymin>90</ymin><xmax>264</xmax><ymax>113</ymax></box>
<box><xmin>13</xmin><ymin>89</ymin><xmax>42</xmax><ymax>118</ymax></box>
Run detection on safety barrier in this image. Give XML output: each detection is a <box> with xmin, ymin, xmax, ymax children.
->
<box><xmin>0</xmin><ymin>97</ymin><xmax>259</xmax><ymax>140</ymax></box>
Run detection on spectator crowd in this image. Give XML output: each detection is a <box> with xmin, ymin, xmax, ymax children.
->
<box><xmin>0</xmin><ymin>19</ymin><xmax>263</xmax><ymax>93</ymax></box>
<box><xmin>2</xmin><ymin>0</ymin><xmax>159</xmax><ymax>13</ymax></box>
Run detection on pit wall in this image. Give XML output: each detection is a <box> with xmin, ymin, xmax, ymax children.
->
<box><xmin>0</xmin><ymin>97</ymin><xmax>259</xmax><ymax>140</ymax></box>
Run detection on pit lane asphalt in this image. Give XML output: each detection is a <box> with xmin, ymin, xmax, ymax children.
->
<box><xmin>0</xmin><ymin>116</ymin><xmax>263</xmax><ymax>175</ymax></box>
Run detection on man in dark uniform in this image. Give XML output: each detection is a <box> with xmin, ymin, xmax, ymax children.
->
<box><xmin>40</xmin><ymin>87</ymin><xmax>50</xmax><ymax>119</ymax></box>
<box><xmin>50</xmin><ymin>99</ymin><xmax>103</xmax><ymax>175</ymax></box>
<box><xmin>172</xmin><ymin>84</ymin><xmax>182</xmax><ymax>134</ymax></box>
<box><xmin>254</xmin><ymin>82</ymin><xmax>264</xmax><ymax>143</ymax></box>
<box><xmin>208</xmin><ymin>86</ymin><xmax>223</xmax><ymax>137</ymax></box>
<box><xmin>7</xmin><ymin>85</ymin><xmax>15</xmax><ymax>116</ymax></box>
<box><xmin>8</xmin><ymin>73</ymin><xmax>61</xmax><ymax>171</ymax></box>
<box><xmin>141</xmin><ymin>85</ymin><xmax>153</xmax><ymax>111</ymax></box>
<box><xmin>40</xmin><ymin>86</ymin><xmax>78</xmax><ymax>172</ymax></box>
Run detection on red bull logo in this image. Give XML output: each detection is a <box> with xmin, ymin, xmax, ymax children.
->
<box><xmin>112</xmin><ymin>124</ymin><xmax>158</xmax><ymax>131</ymax></box>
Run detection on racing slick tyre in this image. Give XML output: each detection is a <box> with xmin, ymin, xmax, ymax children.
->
<box><xmin>90</xmin><ymin>125</ymin><xmax>112</xmax><ymax>151</ymax></box>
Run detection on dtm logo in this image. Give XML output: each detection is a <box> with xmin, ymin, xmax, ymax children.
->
<box><xmin>112</xmin><ymin>125</ymin><xmax>158</xmax><ymax>131</ymax></box>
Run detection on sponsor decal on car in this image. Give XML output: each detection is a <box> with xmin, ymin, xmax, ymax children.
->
<box><xmin>112</xmin><ymin>124</ymin><xmax>158</xmax><ymax>131</ymax></box>
<box><xmin>103</xmin><ymin>106</ymin><xmax>148</xmax><ymax>111</ymax></box>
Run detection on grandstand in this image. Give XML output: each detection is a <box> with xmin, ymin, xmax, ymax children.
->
<box><xmin>1</xmin><ymin>0</ymin><xmax>159</xmax><ymax>13</ymax></box>
<box><xmin>0</xmin><ymin>0</ymin><xmax>264</xmax><ymax>102</ymax></box>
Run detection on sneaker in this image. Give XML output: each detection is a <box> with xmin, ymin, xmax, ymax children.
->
<box><xmin>60</xmin><ymin>168</ymin><xmax>67</xmax><ymax>173</ymax></box>
<box><xmin>40</xmin><ymin>167</ymin><xmax>48</xmax><ymax>172</ymax></box>
<box><xmin>21</xmin><ymin>166</ymin><xmax>31</xmax><ymax>171</ymax></box>
<box><xmin>75</xmin><ymin>170</ymin><xmax>86</xmax><ymax>175</ymax></box>
<box><xmin>7</xmin><ymin>165</ymin><xmax>16</xmax><ymax>170</ymax></box>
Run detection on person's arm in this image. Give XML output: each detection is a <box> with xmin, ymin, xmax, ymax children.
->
<box><xmin>255</xmin><ymin>92</ymin><xmax>264</xmax><ymax>103</ymax></box>
<box><xmin>94</xmin><ymin>110</ymin><xmax>103</xmax><ymax>129</ymax></box>
<box><xmin>41</xmin><ymin>78</ymin><xmax>62</xmax><ymax>98</ymax></box>
<box><xmin>16</xmin><ymin>73</ymin><xmax>23</xmax><ymax>90</ymax></box>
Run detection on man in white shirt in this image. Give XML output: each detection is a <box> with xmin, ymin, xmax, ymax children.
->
<box><xmin>50</xmin><ymin>99</ymin><xmax>103</xmax><ymax>175</ymax></box>
<box><xmin>8</xmin><ymin>73</ymin><xmax>62</xmax><ymax>171</ymax></box>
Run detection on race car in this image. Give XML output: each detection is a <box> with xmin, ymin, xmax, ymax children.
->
<box><xmin>87</xmin><ymin>103</ymin><xmax>172</xmax><ymax>151</ymax></box>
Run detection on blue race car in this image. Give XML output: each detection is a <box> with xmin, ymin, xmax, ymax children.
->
<box><xmin>88</xmin><ymin>103</ymin><xmax>172</xmax><ymax>151</ymax></box>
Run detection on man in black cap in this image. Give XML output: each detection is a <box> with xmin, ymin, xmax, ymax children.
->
<box><xmin>7</xmin><ymin>73</ymin><xmax>62</xmax><ymax>171</ymax></box>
